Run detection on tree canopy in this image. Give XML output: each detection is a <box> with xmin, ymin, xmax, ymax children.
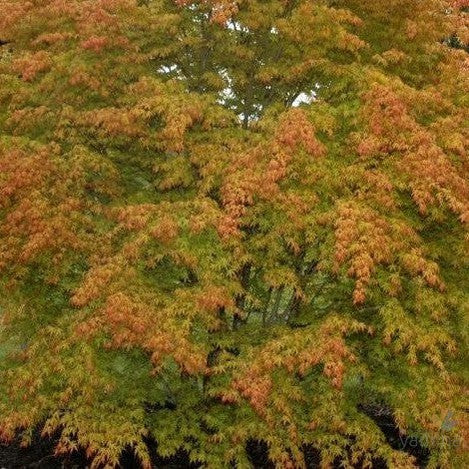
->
<box><xmin>0</xmin><ymin>0</ymin><xmax>468</xmax><ymax>467</ymax></box>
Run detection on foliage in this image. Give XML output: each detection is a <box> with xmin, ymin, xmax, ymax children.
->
<box><xmin>0</xmin><ymin>0</ymin><xmax>468</xmax><ymax>467</ymax></box>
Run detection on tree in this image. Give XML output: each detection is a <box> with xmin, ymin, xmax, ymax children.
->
<box><xmin>0</xmin><ymin>0</ymin><xmax>467</xmax><ymax>467</ymax></box>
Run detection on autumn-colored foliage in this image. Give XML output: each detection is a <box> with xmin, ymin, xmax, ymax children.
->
<box><xmin>0</xmin><ymin>0</ymin><xmax>468</xmax><ymax>467</ymax></box>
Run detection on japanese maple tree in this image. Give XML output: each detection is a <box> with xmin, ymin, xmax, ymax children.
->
<box><xmin>0</xmin><ymin>0</ymin><xmax>468</xmax><ymax>467</ymax></box>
